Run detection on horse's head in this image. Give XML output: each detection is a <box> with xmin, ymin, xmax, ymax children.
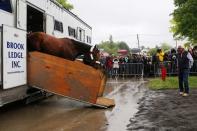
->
<box><xmin>90</xmin><ymin>45</ymin><xmax>100</xmax><ymax>63</ymax></box>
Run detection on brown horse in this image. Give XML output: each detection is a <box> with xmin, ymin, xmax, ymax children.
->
<box><xmin>27</xmin><ymin>32</ymin><xmax>100</xmax><ymax>66</ymax></box>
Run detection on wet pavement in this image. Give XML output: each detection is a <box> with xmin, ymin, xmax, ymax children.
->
<box><xmin>0</xmin><ymin>78</ymin><xmax>147</xmax><ymax>131</ymax></box>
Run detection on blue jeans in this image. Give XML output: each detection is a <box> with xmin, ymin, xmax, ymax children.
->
<box><xmin>178</xmin><ymin>69</ymin><xmax>189</xmax><ymax>93</ymax></box>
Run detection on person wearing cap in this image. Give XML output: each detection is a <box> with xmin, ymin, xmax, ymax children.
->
<box><xmin>177</xmin><ymin>45</ymin><xmax>194</xmax><ymax>96</ymax></box>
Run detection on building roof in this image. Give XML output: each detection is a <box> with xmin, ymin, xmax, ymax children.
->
<box><xmin>51</xmin><ymin>0</ymin><xmax>92</xmax><ymax>30</ymax></box>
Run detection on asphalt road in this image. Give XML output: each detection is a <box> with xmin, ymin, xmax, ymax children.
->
<box><xmin>0</xmin><ymin>78</ymin><xmax>146</xmax><ymax>131</ymax></box>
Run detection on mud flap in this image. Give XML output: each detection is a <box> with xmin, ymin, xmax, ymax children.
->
<box><xmin>27</xmin><ymin>52</ymin><xmax>115</xmax><ymax>108</ymax></box>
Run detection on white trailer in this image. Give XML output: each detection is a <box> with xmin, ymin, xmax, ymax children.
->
<box><xmin>0</xmin><ymin>0</ymin><xmax>93</xmax><ymax>107</ymax></box>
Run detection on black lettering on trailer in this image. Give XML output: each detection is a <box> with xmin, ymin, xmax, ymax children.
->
<box><xmin>12</xmin><ymin>61</ymin><xmax>21</xmax><ymax>68</ymax></box>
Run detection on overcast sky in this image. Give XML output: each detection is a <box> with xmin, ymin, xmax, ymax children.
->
<box><xmin>69</xmin><ymin>0</ymin><xmax>176</xmax><ymax>48</ymax></box>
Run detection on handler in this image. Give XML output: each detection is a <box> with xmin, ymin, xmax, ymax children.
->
<box><xmin>177</xmin><ymin>45</ymin><xmax>194</xmax><ymax>97</ymax></box>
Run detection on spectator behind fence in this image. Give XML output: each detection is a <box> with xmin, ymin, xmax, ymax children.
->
<box><xmin>154</xmin><ymin>48</ymin><xmax>164</xmax><ymax>75</ymax></box>
<box><xmin>99</xmin><ymin>56</ymin><xmax>106</xmax><ymax>68</ymax></box>
<box><xmin>169</xmin><ymin>48</ymin><xmax>177</xmax><ymax>73</ymax></box>
<box><xmin>170</xmin><ymin>48</ymin><xmax>177</xmax><ymax>61</ymax></box>
<box><xmin>152</xmin><ymin>53</ymin><xmax>158</xmax><ymax>64</ymax></box>
<box><xmin>113</xmin><ymin>58</ymin><xmax>119</xmax><ymax>76</ymax></box>
<box><xmin>177</xmin><ymin>45</ymin><xmax>194</xmax><ymax>97</ymax></box>
<box><xmin>156</xmin><ymin>48</ymin><xmax>164</xmax><ymax>62</ymax></box>
<box><xmin>143</xmin><ymin>56</ymin><xmax>151</xmax><ymax>76</ymax></box>
<box><xmin>192</xmin><ymin>46</ymin><xmax>197</xmax><ymax>73</ymax></box>
<box><xmin>105</xmin><ymin>56</ymin><xmax>113</xmax><ymax>77</ymax></box>
<box><xmin>163</xmin><ymin>52</ymin><xmax>170</xmax><ymax>61</ymax></box>
<box><xmin>192</xmin><ymin>46</ymin><xmax>197</xmax><ymax>60</ymax></box>
<box><xmin>124</xmin><ymin>56</ymin><xmax>129</xmax><ymax>63</ymax></box>
<box><xmin>188</xmin><ymin>47</ymin><xmax>193</xmax><ymax>56</ymax></box>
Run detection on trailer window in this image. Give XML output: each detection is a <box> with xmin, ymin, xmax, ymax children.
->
<box><xmin>0</xmin><ymin>0</ymin><xmax>12</xmax><ymax>13</ymax></box>
<box><xmin>87</xmin><ymin>36</ymin><xmax>92</xmax><ymax>44</ymax></box>
<box><xmin>54</xmin><ymin>20</ymin><xmax>63</xmax><ymax>33</ymax></box>
<box><xmin>68</xmin><ymin>26</ymin><xmax>76</xmax><ymax>38</ymax></box>
<box><xmin>77</xmin><ymin>27</ymin><xmax>85</xmax><ymax>42</ymax></box>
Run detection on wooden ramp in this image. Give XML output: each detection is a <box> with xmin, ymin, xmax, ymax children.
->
<box><xmin>27</xmin><ymin>52</ymin><xmax>115</xmax><ymax>108</ymax></box>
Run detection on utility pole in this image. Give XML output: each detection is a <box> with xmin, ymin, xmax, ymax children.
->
<box><xmin>176</xmin><ymin>39</ymin><xmax>178</xmax><ymax>49</ymax></box>
<box><xmin>137</xmin><ymin>34</ymin><xmax>140</xmax><ymax>49</ymax></box>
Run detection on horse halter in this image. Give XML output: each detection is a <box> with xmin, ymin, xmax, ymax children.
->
<box><xmin>90</xmin><ymin>46</ymin><xmax>94</xmax><ymax>60</ymax></box>
<box><xmin>89</xmin><ymin>45</ymin><xmax>101</xmax><ymax>64</ymax></box>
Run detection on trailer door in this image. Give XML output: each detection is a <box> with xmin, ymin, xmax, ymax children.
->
<box><xmin>46</xmin><ymin>14</ymin><xmax>54</xmax><ymax>35</ymax></box>
<box><xmin>2</xmin><ymin>25</ymin><xmax>27</xmax><ymax>89</ymax></box>
<box><xmin>16</xmin><ymin>0</ymin><xmax>27</xmax><ymax>30</ymax></box>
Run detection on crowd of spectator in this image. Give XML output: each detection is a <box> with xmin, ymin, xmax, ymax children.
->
<box><xmin>100</xmin><ymin>45</ymin><xmax>197</xmax><ymax>77</ymax></box>
<box><xmin>100</xmin><ymin>54</ymin><xmax>150</xmax><ymax>77</ymax></box>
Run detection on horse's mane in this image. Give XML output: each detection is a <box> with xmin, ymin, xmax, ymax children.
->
<box><xmin>70</xmin><ymin>39</ymin><xmax>92</xmax><ymax>52</ymax></box>
<box><xmin>28</xmin><ymin>32</ymin><xmax>92</xmax><ymax>51</ymax></box>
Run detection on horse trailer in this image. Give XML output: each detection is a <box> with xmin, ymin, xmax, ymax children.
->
<box><xmin>0</xmin><ymin>0</ymin><xmax>93</xmax><ymax>107</ymax></box>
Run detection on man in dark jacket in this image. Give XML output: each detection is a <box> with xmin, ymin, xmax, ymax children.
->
<box><xmin>177</xmin><ymin>45</ymin><xmax>194</xmax><ymax>96</ymax></box>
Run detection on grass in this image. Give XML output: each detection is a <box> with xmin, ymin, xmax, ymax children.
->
<box><xmin>148</xmin><ymin>76</ymin><xmax>197</xmax><ymax>90</ymax></box>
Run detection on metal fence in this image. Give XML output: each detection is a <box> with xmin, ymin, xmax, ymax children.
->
<box><xmin>153</xmin><ymin>60</ymin><xmax>197</xmax><ymax>76</ymax></box>
<box><xmin>107</xmin><ymin>63</ymin><xmax>144</xmax><ymax>78</ymax></box>
<box><xmin>153</xmin><ymin>61</ymin><xmax>177</xmax><ymax>76</ymax></box>
<box><xmin>106</xmin><ymin>60</ymin><xmax>197</xmax><ymax>78</ymax></box>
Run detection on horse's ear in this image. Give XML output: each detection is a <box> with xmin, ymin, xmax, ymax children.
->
<box><xmin>94</xmin><ymin>45</ymin><xmax>99</xmax><ymax>52</ymax></box>
<box><xmin>95</xmin><ymin>45</ymin><xmax>99</xmax><ymax>49</ymax></box>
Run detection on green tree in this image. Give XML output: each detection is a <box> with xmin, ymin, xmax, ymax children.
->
<box><xmin>171</xmin><ymin>0</ymin><xmax>197</xmax><ymax>44</ymax></box>
<box><xmin>148</xmin><ymin>48</ymin><xmax>157</xmax><ymax>56</ymax></box>
<box><xmin>117</xmin><ymin>41</ymin><xmax>130</xmax><ymax>52</ymax></box>
<box><xmin>160</xmin><ymin>43</ymin><xmax>172</xmax><ymax>52</ymax></box>
<box><xmin>98</xmin><ymin>41</ymin><xmax>118</xmax><ymax>56</ymax></box>
<box><xmin>56</xmin><ymin>0</ymin><xmax>73</xmax><ymax>10</ymax></box>
<box><xmin>98</xmin><ymin>36</ymin><xmax>130</xmax><ymax>56</ymax></box>
<box><xmin>184</xmin><ymin>42</ymin><xmax>192</xmax><ymax>48</ymax></box>
<box><xmin>148</xmin><ymin>43</ymin><xmax>172</xmax><ymax>56</ymax></box>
